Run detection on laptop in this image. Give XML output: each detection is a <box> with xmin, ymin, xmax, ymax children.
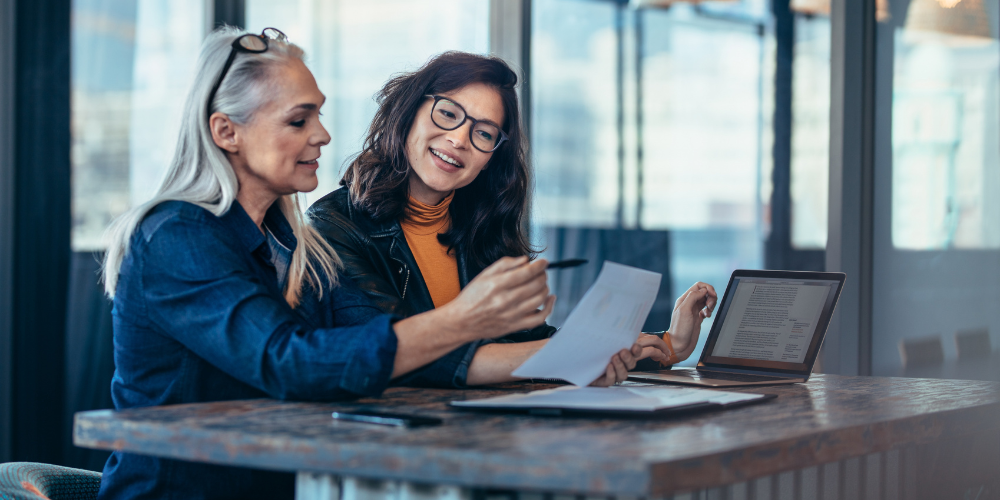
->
<box><xmin>628</xmin><ymin>270</ymin><xmax>846</xmax><ymax>388</ymax></box>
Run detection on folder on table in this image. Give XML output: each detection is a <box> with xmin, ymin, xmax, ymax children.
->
<box><xmin>451</xmin><ymin>384</ymin><xmax>775</xmax><ymax>417</ymax></box>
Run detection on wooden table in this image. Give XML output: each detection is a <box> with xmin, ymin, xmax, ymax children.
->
<box><xmin>74</xmin><ymin>375</ymin><xmax>1000</xmax><ymax>500</ymax></box>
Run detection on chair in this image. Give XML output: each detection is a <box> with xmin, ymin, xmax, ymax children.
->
<box><xmin>898</xmin><ymin>336</ymin><xmax>944</xmax><ymax>368</ymax></box>
<box><xmin>955</xmin><ymin>327</ymin><xmax>991</xmax><ymax>361</ymax></box>
<box><xmin>0</xmin><ymin>462</ymin><xmax>101</xmax><ymax>500</ymax></box>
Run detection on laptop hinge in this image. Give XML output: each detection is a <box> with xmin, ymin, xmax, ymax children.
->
<box><xmin>695</xmin><ymin>366</ymin><xmax>805</xmax><ymax>379</ymax></box>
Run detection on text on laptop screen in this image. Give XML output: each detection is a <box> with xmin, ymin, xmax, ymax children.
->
<box><xmin>706</xmin><ymin>278</ymin><xmax>840</xmax><ymax>366</ymax></box>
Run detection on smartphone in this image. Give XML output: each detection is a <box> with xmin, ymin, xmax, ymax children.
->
<box><xmin>331</xmin><ymin>409</ymin><xmax>443</xmax><ymax>428</ymax></box>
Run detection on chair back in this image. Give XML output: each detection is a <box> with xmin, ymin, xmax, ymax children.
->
<box><xmin>955</xmin><ymin>327</ymin><xmax>991</xmax><ymax>361</ymax></box>
<box><xmin>898</xmin><ymin>336</ymin><xmax>944</xmax><ymax>368</ymax></box>
<box><xmin>0</xmin><ymin>462</ymin><xmax>101</xmax><ymax>500</ymax></box>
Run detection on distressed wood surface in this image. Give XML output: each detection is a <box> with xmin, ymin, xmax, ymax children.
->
<box><xmin>73</xmin><ymin>375</ymin><xmax>1000</xmax><ymax>496</ymax></box>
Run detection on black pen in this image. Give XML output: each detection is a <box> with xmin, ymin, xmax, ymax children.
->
<box><xmin>546</xmin><ymin>258</ymin><xmax>588</xmax><ymax>269</ymax></box>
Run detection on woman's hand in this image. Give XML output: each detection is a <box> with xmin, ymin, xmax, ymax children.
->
<box><xmin>667</xmin><ymin>282</ymin><xmax>718</xmax><ymax>361</ymax></box>
<box><xmin>439</xmin><ymin>256</ymin><xmax>556</xmax><ymax>343</ymax></box>
<box><xmin>589</xmin><ymin>344</ymin><xmax>642</xmax><ymax>386</ymax></box>
<box><xmin>635</xmin><ymin>333</ymin><xmax>672</xmax><ymax>364</ymax></box>
<box><xmin>392</xmin><ymin>256</ymin><xmax>554</xmax><ymax>379</ymax></box>
<box><xmin>588</xmin><ymin>333</ymin><xmax>680</xmax><ymax>386</ymax></box>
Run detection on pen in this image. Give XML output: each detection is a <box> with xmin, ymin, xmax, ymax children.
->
<box><xmin>546</xmin><ymin>258</ymin><xmax>588</xmax><ymax>269</ymax></box>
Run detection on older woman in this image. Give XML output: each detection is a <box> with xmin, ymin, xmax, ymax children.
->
<box><xmin>99</xmin><ymin>29</ymin><xmax>651</xmax><ymax>500</ymax></box>
<box><xmin>308</xmin><ymin>52</ymin><xmax>718</xmax><ymax>382</ymax></box>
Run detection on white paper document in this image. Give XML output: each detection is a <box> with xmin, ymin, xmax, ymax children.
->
<box><xmin>451</xmin><ymin>385</ymin><xmax>766</xmax><ymax>413</ymax></box>
<box><xmin>511</xmin><ymin>262</ymin><xmax>661</xmax><ymax>386</ymax></box>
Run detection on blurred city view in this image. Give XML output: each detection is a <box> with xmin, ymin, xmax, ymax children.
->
<box><xmin>72</xmin><ymin>0</ymin><xmax>998</xmax><ymax>365</ymax></box>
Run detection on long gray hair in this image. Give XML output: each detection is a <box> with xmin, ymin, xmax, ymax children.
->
<box><xmin>102</xmin><ymin>27</ymin><xmax>341</xmax><ymax>307</ymax></box>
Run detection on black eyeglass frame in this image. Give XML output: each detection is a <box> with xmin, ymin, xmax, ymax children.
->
<box><xmin>424</xmin><ymin>95</ymin><xmax>509</xmax><ymax>153</ymax></box>
<box><xmin>206</xmin><ymin>28</ymin><xmax>287</xmax><ymax>119</ymax></box>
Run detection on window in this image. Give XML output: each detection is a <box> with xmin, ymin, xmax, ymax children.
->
<box><xmin>871</xmin><ymin>0</ymin><xmax>1000</xmax><ymax>375</ymax></box>
<box><xmin>791</xmin><ymin>15</ymin><xmax>830</xmax><ymax>250</ymax></box>
<box><xmin>531</xmin><ymin>0</ymin><xmax>619</xmax><ymax>228</ymax></box>
<box><xmin>890</xmin><ymin>3</ymin><xmax>1000</xmax><ymax>250</ymax></box>
<box><xmin>532</xmin><ymin>0</ymin><xmax>780</xmax><ymax>364</ymax></box>
<box><xmin>72</xmin><ymin>0</ymin><xmax>205</xmax><ymax>250</ymax></box>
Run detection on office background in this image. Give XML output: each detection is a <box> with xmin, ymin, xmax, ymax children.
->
<box><xmin>0</xmin><ymin>0</ymin><xmax>997</xmax><ymax>472</ymax></box>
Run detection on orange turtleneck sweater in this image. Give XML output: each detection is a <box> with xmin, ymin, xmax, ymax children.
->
<box><xmin>400</xmin><ymin>192</ymin><xmax>461</xmax><ymax>308</ymax></box>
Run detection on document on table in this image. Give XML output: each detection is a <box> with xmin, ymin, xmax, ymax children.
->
<box><xmin>511</xmin><ymin>261</ymin><xmax>661</xmax><ymax>386</ymax></box>
<box><xmin>451</xmin><ymin>385</ymin><xmax>767</xmax><ymax>413</ymax></box>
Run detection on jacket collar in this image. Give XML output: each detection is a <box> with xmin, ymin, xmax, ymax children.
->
<box><xmin>221</xmin><ymin>200</ymin><xmax>298</xmax><ymax>255</ymax></box>
<box><xmin>343</xmin><ymin>190</ymin><xmax>401</xmax><ymax>238</ymax></box>
<box><xmin>341</xmin><ymin>187</ymin><xmax>477</xmax><ymax>288</ymax></box>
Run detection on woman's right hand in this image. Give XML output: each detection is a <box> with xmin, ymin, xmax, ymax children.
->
<box><xmin>440</xmin><ymin>256</ymin><xmax>556</xmax><ymax>342</ymax></box>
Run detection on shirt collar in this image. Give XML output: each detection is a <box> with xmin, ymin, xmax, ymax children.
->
<box><xmin>221</xmin><ymin>200</ymin><xmax>298</xmax><ymax>254</ymax></box>
<box><xmin>263</xmin><ymin>202</ymin><xmax>298</xmax><ymax>253</ymax></box>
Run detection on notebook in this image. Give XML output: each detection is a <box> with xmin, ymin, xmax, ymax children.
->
<box><xmin>628</xmin><ymin>270</ymin><xmax>845</xmax><ymax>388</ymax></box>
<box><xmin>451</xmin><ymin>384</ymin><xmax>775</xmax><ymax>416</ymax></box>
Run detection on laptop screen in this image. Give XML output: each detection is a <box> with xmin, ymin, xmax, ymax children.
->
<box><xmin>699</xmin><ymin>271</ymin><xmax>845</xmax><ymax>375</ymax></box>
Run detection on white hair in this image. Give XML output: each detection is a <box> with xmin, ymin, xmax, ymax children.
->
<box><xmin>102</xmin><ymin>26</ymin><xmax>341</xmax><ymax>307</ymax></box>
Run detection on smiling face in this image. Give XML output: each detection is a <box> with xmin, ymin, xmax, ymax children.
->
<box><xmin>225</xmin><ymin>58</ymin><xmax>331</xmax><ymax>203</ymax></box>
<box><xmin>404</xmin><ymin>82</ymin><xmax>505</xmax><ymax>206</ymax></box>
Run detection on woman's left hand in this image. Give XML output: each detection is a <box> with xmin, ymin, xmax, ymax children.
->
<box><xmin>667</xmin><ymin>281</ymin><xmax>718</xmax><ymax>361</ymax></box>
<box><xmin>586</xmin><ymin>281</ymin><xmax>717</xmax><ymax>387</ymax></box>
<box><xmin>634</xmin><ymin>333</ymin><xmax>673</xmax><ymax>363</ymax></box>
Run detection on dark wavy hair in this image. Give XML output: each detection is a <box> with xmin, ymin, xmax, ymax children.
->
<box><xmin>341</xmin><ymin>51</ymin><xmax>534</xmax><ymax>269</ymax></box>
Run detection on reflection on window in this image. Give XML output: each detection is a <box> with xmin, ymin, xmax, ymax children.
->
<box><xmin>892</xmin><ymin>0</ymin><xmax>1000</xmax><ymax>250</ymax></box>
<box><xmin>640</xmin><ymin>8</ymin><xmax>767</xmax><ymax>232</ymax></box>
<box><xmin>129</xmin><ymin>0</ymin><xmax>206</xmax><ymax>208</ymax></box>
<box><xmin>245</xmin><ymin>0</ymin><xmax>489</xmax><ymax>207</ymax></box>
<box><xmin>71</xmin><ymin>0</ymin><xmax>204</xmax><ymax>250</ymax></box>
<box><xmin>791</xmin><ymin>16</ymin><xmax>830</xmax><ymax>250</ymax></box>
<box><xmin>530</xmin><ymin>0</ymin><xmax>618</xmax><ymax>228</ymax></box>
<box><xmin>531</xmin><ymin>0</ymin><xmax>773</xmax><ymax>365</ymax></box>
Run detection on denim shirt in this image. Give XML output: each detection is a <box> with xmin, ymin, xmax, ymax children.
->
<box><xmin>98</xmin><ymin>200</ymin><xmax>479</xmax><ymax>500</ymax></box>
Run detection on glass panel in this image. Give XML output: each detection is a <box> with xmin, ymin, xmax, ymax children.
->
<box><xmin>530</xmin><ymin>0</ymin><xmax>619</xmax><ymax>228</ymax></box>
<box><xmin>642</xmin><ymin>5</ymin><xmax>772</xmax><ymax>364</ymax></box>
<box><xmin>244</xmin><ymin>0</ymin><xmax>489</xmax><ymax>207</ymax></box>
<box><xmin>71</xmin><ymin>0</ymin><xmax>204</xmax><ymax>250</ymax></box>
<box><xmin>891</xmin><ymin>11</ymin><xmax>1000</xmax><ymax>250</ymax></box>
<box><xmin>790</xmin><ymin>15</ymin><xmax>830</xmax><ymax>250</ymax></box>
<box><xmin>640</xmin><ymin>9</ymin><xmax>767</xmax><ymax>234</ymax></box>
<box><xmin>872</xmin><ymin>0</ymin><xmax>1000</xmax><ymax>376</ymax></box>
<box><xmin>532</xmin><ymin>0</ymin><xmax>773</xmax><ymax>365</ymax></box>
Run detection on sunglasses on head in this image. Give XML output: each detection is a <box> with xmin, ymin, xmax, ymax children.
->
<box><xmin>206</xmin><ymin>27</ymin><xmax>288</xmax><ymax>119</ymax></box>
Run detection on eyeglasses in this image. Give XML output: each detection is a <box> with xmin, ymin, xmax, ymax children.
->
<box><xmin>424</xmin><ymin>95</ymin><xmax>508</xmax><ymax>153</ymax></box>
<box><xmin>206</xmin><ymin>28</ymin><xmax>288</xmax><ymax>119</ymax></box>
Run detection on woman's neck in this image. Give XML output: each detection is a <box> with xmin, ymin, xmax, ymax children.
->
<box><xmin>237</xmin><ymin>187</ymin><xmax>280</xmax><ymax>233</ymax></box>
<box><xmin>408</xmin><ymin>179</ymin><xmax>452</xmax><ymax>206</ymax></box>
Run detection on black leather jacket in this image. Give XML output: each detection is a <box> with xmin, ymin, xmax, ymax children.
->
<box><xmin>307</xmin><ymin>187</ymin><xmax>556</xmax><ymax>344</ymax></box>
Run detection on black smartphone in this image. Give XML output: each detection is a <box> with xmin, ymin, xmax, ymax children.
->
<box><xmin>331</xmin><ymin>409</ymin><xmax>443</xmax><ymax>428</ymax></box>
